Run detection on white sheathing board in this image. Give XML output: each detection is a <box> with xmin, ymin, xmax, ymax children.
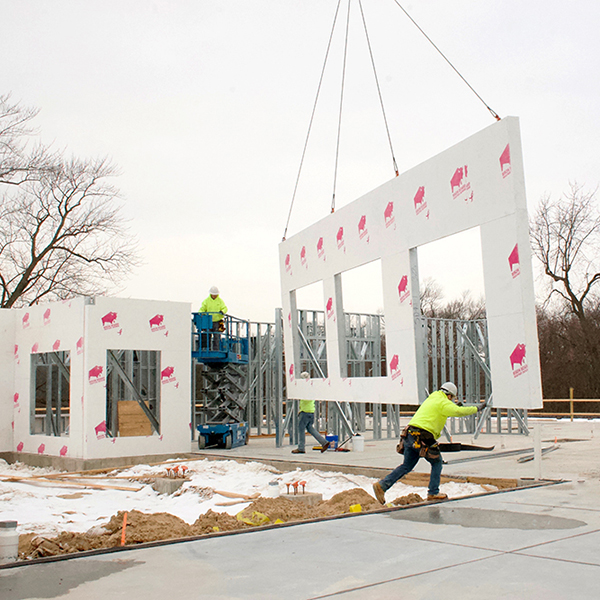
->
<box><xmin>279</xmin><ymin>117</ymin><xmax>542</xmax><ymax>409</ymax></box>
<box><xmin>8</xmin><ymin>297</ymin><xmax>191</xmax><ymax>461</ymax></box>
<box><xmin>12</xmin><ymin>299</ymin><xmax>86</xmax><ymax>459</ymax></box>
<box><xmin>83</xmin><ymin>297</ymin><xmax>191</xmax><ymax>460</ymax></box>
<box><xmin>0</xmin><ymin>310</ymin><xmax>16</xmax><ymax>453</ymax></box>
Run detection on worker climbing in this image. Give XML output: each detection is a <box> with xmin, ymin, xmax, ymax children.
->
<box><xmin>373</xmin><ymin>382</ymin><xmax>484</xmax><ymax>504</ymax></box>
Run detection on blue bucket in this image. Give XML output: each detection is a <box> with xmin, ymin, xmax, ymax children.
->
<box><xmin>325</xmin><ymin>435</ymin><xmax>338</xmax><ymax>450</ymax></box>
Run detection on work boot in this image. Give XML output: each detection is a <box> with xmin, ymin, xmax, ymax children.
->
<box><xmin>427</xmin><ymin>492</ymin><xmax>448</xmax><ymax>501</ymax></box>
<box><xmin>320</xmin><ymin>441</ymin><xmax>330</xmax><ymax>453</ymax></box>
<box><xmin>291</xmin><ymin>449</ymin><xmax>305</xmax><ymax>454</ymax></box>
<box><xmin>373</xmin><ymin>482</ymin><xmax>386</xmax><ymax>505</ymax></box>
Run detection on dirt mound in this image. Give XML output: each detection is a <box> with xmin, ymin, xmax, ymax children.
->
<box><xmin>316</xmin><ymin>488</ymin><xmax>381</xmax><ymax>516</ymax></box>
<box><xmin>392</xmin><ymin>493</ymin><xmax>424</xmax><ymax>506</ymax></box>
<box><xmin>16</xmin><ymin>488</ymin><xmax>404</xmax><ymax>560</ymax></box>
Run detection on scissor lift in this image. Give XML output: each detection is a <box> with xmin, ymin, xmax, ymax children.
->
<box><xmin>192</xmin><ymin>312</ymin><xmax>250</xmax><ymax>449</ymax></box>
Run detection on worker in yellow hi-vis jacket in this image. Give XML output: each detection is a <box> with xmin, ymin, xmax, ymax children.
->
<box><xmin>373</xmin><ymin>382</ymin><xmax>483</xmax><ymax>504</ymax></box>
<box><xmin>292</xmin><ymin>371</ymin><xmax>330</xmax><ymax>454</ymax></box>
<box><xmin>200</xmin><ymin>286</ymin><xmax>227</xmax><ymax>350</ymax></box>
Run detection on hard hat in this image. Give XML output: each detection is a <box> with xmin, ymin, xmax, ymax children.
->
<box><xmin>300</xmin><ymin>371</ymin><xmax>310</xmax><ymax>379</ymax></box>
<box><xmin>440</xmin><ymin>382</ymin><xmax>458</xmax><ymax>397</ymax></box>
<box><xmin>209</xmin><ymin>286</ymin><xmax>219</xmax><ymax>295</ymax></box>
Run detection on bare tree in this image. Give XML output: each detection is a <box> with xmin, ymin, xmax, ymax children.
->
<box><xmin>0</xmin><ymin>94</ymin><xmax>56</xmax><ymax>186</ymax></box>
<box><xmin>419</xmin><ymin>277</ymin><xmax>485</xmax><ymax>320</ymax></box>
<box><xmin>0</xmin><ymin>94</ymin><xmax>139</xmax><ymax>308</ymax></box>
<box><xmin>530</xmin><ymin>183</ymin><xmax>600</xmax><ymax>320</ymax></box>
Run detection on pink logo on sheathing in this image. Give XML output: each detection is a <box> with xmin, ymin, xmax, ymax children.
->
<box><xmin>285</xmin><ymin>253</ymin><xmax>292</xmax><ymax>275</ymax></box>
<box><xmin>389</xmin><ymin>354</ymin><xmax>403</xmax><ymax>383</ymax></box>
<box><xmin>414</xmin><ymin>186</ymin><xmax>429</xmax><ymax>218</ymax></box>
<box><xmin>43</xmin><ymin>308</ymin><xmax>51</xmax><ymax>325</ymax></box>
<box><xmin>76</xmin><ymin>337</ymin><xmax>84</xmax><ymax>355</ymax></box>
<box><xmin>326</xmin><ymin>297</ymin><xmax>335</xmax><ymax>321</ymax></box>
<box><xmin>17</xmin><ymin>442</ymin><xmax>24</xmax><ymax>452</ymax></box>
<box><xmin>398</xmin><ymin>276</ymin><xmax>410</xmax><ymax>304</ymax></box>
<box><xmin>13</xmin><ymin>392</ymin><xmax>20</xmax><ymax>411</ymax></box>
<box><xmin>336</xmin><ymin>227</ymin><xmax>345</xmax><ymax>252</ymax></box>
<box><xmin>95</xmin><ymin>420</ymin><xmax>107</xmax><ymax>439</ymax></box>
<box><xmin>161</xmin><ymin>366</ymin><xmax>176</xmax><ymax>385</ymax></box>
<box><xmin>59</xmin><ymin>445</ymin><xmax>68</xmax><ymax>457</ymax></box>
<box><xmin>358</xmin><ymin>215</ymin><xmax>369</xmax><ymax>242</ymax></box>
<box><xmin>52</xmin><ymin>339</ymin><xmax>61</xmax><ymax>351</ymax></box>
<box><xmin>450</xmin><ymin>165</ymin><xmax>472</xmax><ymax>201</ymax></box>
<box><xmin>289</xmin><ymin>364</ymin><xmax>295</xmax><ymax>382</ymax></box>
<box><xmin>288</xmin><ymin>312</ymin><xmax>292</xmax><ymax>328</ymax></box>
<box><xmin>37</xmin><ymin>443</ymin><xmax>45</xmax><ymax>455</ymax></box>
<box><xmin>31</xmin><ymin>342</ymin><xmax>39</xmax><ymax>353</ymax></box>
<box><xmin>510</xmin><ymin>343</ymin><xmax>528</xmax><ymax>378</ymax></box>
<box><xmin>317</xmin><ymin>237</ymin><xmax>325</xmax><ymax>261</ymax></box>
<box><xmin>149</xmin><ymin>314</ymin><xmax>166</xmax><ymax>333</ymax></box>
<box><xmin>88</xmin><ymin>365</ymin><xmax>105</xmax><ymax>384</ymax></box>
<box><xmin>384</xmin><ymin>202</ymin><xmax>395</xmax><ymax>229</ymax></box>
<box><xmin>300</xmin><ymin>245</ymin><xmax>308</xmax><ymax>268</ymax></box>
<box><xmin>14</xmin><ymin>344</ymin><xmax>19</xmax><ymax>364</ymax></box>
<box><xmin>101</xmin><ymin>311</ymin><xmax>119</xmax><ymax>330</ymax></box>
<box><xmin>22</xmin><ymin>312</ymin><xmax>30</xmax><ymax>328</ymax></box>
<box><xmin>500</xmin><ymin>144</ymin><xmax>511</xmax><ymax>178</ymax></box>
<box><xmin>508</xmin><ymin>244</ymin><xmax>520</xmax><ymax>278</ymax></box>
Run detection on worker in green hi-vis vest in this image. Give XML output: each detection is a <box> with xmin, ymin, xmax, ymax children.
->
<box><xmin>292</xmin><ymin>371</ymin><xmax>330</xmax><ymax>454</ymax></box>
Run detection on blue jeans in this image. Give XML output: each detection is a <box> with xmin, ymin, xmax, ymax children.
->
<box><xmin>379</xmin><ymin>432</ymin><xmax>443</xmax><ymax>496</ymax></box>
<box><xmin>297</xmin><ymin>412</ymin><xmax>327</xmax><ymax>451</ymax></box>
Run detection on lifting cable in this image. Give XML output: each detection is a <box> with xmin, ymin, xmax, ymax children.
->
<box><xmin>391</xmin><ymin>0</ymin><xmax>501</xmax><ymax>122</ymax></box>
<box><xmin>330</xmin><ymin>0</ymin><xmax>353</xmax><ymax>215</ymax></box>
<box><xmin>282</xmin><ymin>0</ymin><xmax>343</xmax><ymax>242</ymax></box>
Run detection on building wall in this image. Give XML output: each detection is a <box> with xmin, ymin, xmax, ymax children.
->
<box><xmin>0</xmin><ymin>309</ymin><xmax>16</xmax><ymax>454</ymax></box>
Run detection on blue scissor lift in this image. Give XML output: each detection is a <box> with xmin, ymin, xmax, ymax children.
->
<box><xmin>192</xmin><ymin>312</ymin><xmax>250</xmax><ymax>450</ymax></box>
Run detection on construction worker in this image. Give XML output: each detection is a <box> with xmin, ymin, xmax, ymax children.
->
<box><xmin>292</xmin><ymin>371</ymin><xmax>330</xmax><ymax>454</ymax></box>
<box><xmin>200</xmin><ymin>286</ymin><xmax>227</xmax><ymax>350</ymax></box>
<box><xmin>373</xmin><ymin>382</ymin><xmax>483</xmax><ymax>504</ymax></box>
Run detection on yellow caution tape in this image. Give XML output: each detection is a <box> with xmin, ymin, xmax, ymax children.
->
<box><xmin>349</xmin><ymin>504</ymin><xmax>362</xmax><ymax>513</ymax></box>
<box><xmin>236</xmin><ymin>511</ymin><xmax>270</xmax><ymax>526</ymax></box>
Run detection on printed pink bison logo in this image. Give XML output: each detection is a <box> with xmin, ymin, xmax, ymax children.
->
<box><xmin>326</xmin><ymin>297</ymin><xmax>333</xmax><ymax>312</ymax></box>
<box><xmin>500</xmin><ymin>144</ymin><xmax>511</xmax><ymax>177</ymax></box>
<box><xmin>450</xmin><ymin>167</ymin><xmax>464</xmax><ymax>193</ymax></box>
<box><xmin>59</xmin><ymin>445</ymin><xmax>68</xmax><ymax>457</ymax></box>
<box><xmin>326</xmin><ymin>297</ymin><xmax>335</xmax><ymax>320</ymax></box>
<box><xmin>285</xmin><ymin>253</ymin><xmax>292</xmax><ymax>274</ymax></box>
<box><xmin>300</xmin><ymin>245</ymin><xmax>307</xmax><ymax>267</ymax></box>
<box><xmin>76</xmin><ymin>337</ymin><xmax>84</xmax><ymax>354</ymax></box>
<box><xmin>43</xmin><ymin>308</ymin><xmax>51</xmax><ymax>324</ymax></box>
<box><xmin>317</xmin><ymin>237</ymin><xmax>325</xmax><ymax>260</ymax></box>
<box><xmin>102</xmin><ymin>312</ymin><xmax>118</xmax><ymax>327</ymax></box>
<box><xmin>510</xmin><ymin>343</ymin><xmax>528</xmax><ymax>377</ymax></box>
<box><xmin>289</xmin><ymin>364</ymin><xmax>294</xmax><ymax>381</ymax></box>
<box><xmin>336</xmin><ymin>227</ymin><xmax>344</xmax><ymax>245</ymax></box>
<box><xmin>37</xmin><ymin>443</ymin><xmax>45</xmax><ymax>455</ymax></box>
<box><xmin>508</xmin><ymin>243</ymin><xmax>520</xmax><ymax>278</ymax></box>
<box><xmin>358</xmin><ymin>215</ymin><xmax>366</xmax><ymax>232</ymax></box>
<box><xmin>414</xmin><ymin>186</ymin><xmax>425</xmax><ymax>209</ymax></box>
<box><xmin>13</xmin><ymin>392</ymin><xmax>19</xmax><ymax>404</ymax></box>
<box><xmin>389</xmin><ymin>354</ymin><xmax>403</xmax><ymax>382</ymax></box>
<box><xmin>161</xmin><ymin>366</ymin><xmax>175</xmax><ymax>381</ymax></box>
<box><xmin>89</xmin><ymin>365</ymin><xmax>103</xmax><ymax>380</ymax></box>
<box><xmin>14</xmin><ymin>344</ymin><xmax>19</xmax><ymax>363</ymax></box>
<box><xmin>31</xmin><ymin>342</ymin><xmax>39</xmax><ymax>353</ymax></box>
<box><xmin>22</xmin><ymin>312</ymin><xmax>30</xmax><ymax>328</ymax></box>
<box><xmin>384</xmin><ymin>202</ymin><xmax>395</xmax><ymax>228</ymax></box>
<box><xmin>17</xmin><ymin>442</ymin><xmax>24</xmax><ymax>452</ymax></box>
<box><xmin>451</xmin><ymin>165</ymin><xmax>472</xmax><ymax>200</ymax></box>
<box><xmin>149</xmin><ymin>314</ymin><xmax>164</xmax><ymax>328</ymax></box>
<box><xmin>95</xmin><ymin>420</ymin><xmax>107</xmax><ymax>439</ymax></box>
<box><xmin>52</xmin><ymin>339</ymin><xmax>60</xmax><ymax>351</ymax></box>
<box><xmin>398</xmin><ymin>276</ymin><xmax>410</xmax><ymax>303</ymax></box>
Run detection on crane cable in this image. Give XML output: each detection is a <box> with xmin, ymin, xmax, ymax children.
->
<box><xmin>282</xmin><ymin>0</ymin><xmax>343</xmax><ymax>242</ymax></box>
<box><xmin>391</xmin><ymin>0</ymin><xmax>501</xmax><ymax>122</ymax></box>
<box><xmin>330</xmin><ymin>0</ymin><xmax>353</xmax><ymax>215</ymax></box>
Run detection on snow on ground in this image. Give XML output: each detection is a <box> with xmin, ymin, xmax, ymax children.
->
<box><xmin>0</xmin><ymin>458</ymin><xmax>490</xmax><ymax>537</ymax></box>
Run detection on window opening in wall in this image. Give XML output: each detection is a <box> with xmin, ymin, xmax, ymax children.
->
<box><xmin>293</xmin><ymin>280</ymin><xmax>327</xmax><ymax>378</ymax></box>
<box><xmin>30</xmin><ymin>352</ymin><xmax>71</xmax><ymax>436</ymax></box>
<box><xmin>106</xmin><ymin>350</ymin><xmax>161</xmax><ymax>437</ymax></box>
<box><xmin>340</xmin><ymin>259</ymin><xmax>386</xmax><ymax>378</ymax></box>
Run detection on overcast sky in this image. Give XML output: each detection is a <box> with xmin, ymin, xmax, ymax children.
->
<box><xmin>3</xmin><ymin>1</ymin><xmax>599</xmax><ymax>322</ymax></box>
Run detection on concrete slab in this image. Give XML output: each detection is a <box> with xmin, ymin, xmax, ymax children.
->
<box><xmin>2</xmin><ymin>419</ymin><xmax>600</xmax><ymax>599</ymax></box>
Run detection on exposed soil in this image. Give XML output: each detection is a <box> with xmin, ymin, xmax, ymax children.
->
<box><xmin>18</xmin><ymin>488</ymin><xmax>424</xmax><ymax>560</ymax></box>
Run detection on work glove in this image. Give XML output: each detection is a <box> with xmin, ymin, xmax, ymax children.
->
<box><xmin>477</xmin><ymin>402</ymin><xmax>486</xmax><ymax>413</ymax></box>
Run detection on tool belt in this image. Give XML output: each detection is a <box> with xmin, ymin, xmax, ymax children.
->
<box><xmin>396</xmin><ymin>425</ymin><xmax>440</xmax><ymax>459</ymax></box>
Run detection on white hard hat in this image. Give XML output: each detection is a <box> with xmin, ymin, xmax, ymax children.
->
<box><xmin>300</xmin><ymin>371</ymin><xmax>310</xmax><ymax>379</ymax></box>
<box><xmin>209</xmin><ymin>286</ymin><xmax>219</xmax><ymax>295</ymax></box>
<box><xmin>440</xmin><ymin>382</ymin><xmax>458</xmax><ymax>397</ymax></box>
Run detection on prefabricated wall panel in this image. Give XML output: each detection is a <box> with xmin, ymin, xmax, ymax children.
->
<box><xmin>279</xmin><ymin>117</ymin><xmax>542</xmax><ymax>409</ymax></box>
<box><xmin>6</xmin><ymin>297</ymin><xmax>191</xmax><ymax>461</ymax></box>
